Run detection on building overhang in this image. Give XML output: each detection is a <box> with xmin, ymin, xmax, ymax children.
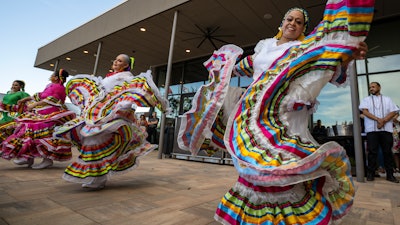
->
<box><xmin>35</xmin><ymin>0</ymin><xmax>400</xmax><ymax>78</ymax></box>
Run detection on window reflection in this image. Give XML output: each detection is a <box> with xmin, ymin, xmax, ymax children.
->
<box><xmin>168</xmin><ymin>95</ymin><xmax>180</xmax><ymax>117</ymax></box>
<box><xmin>357</xmin><ymin>75</ymin><xmax>368</xmax><ymax>100</ymax></box>
<box><xmin>182</xmin><ymin>81</ymin><xmax>204</xmax><ymax>94</ymax></box>
<box><xmin>313</xmin><ymin>84</ymin><xmax>352</xmax><ymax>127</ymax></box>
<box><xmin>155</xmin><ymin>47</ymin><xmax>400</xmax><ymax>130</ymax></box>
<box><xmin>360</xmin><ymin>71</ymin><xmax>400</xmax><ymax>104</ymax></box>
<box><xmin>362</xmin><ymin>54</ymin><xmax>400</xmax><ymax>73</ymax></box>
<box><xmin>314</xmin><ymin>54</ymin><xmax>400</xmax><ymax>128</ymax></box>
<box><xmin>239</xmin><ymin>76</ymin><xmax>252</xmax><ymax>88</ymax></box>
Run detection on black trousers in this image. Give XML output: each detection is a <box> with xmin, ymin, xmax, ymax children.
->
<box><xmin>367</xmin><ymin>131</ymin><xmax>395</xmax><ymax>175</ymax></box>
<box><xmin>147</xmin><ymin>127</ymin><xmax>158</xmax><ymax>144</ymax></box>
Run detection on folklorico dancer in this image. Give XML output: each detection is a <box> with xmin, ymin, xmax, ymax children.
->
<box><xmin>1</xmin><ymin>69</ymin><xmax>75</xmax><ymax>169</ymax></box>
<box><xmin>54</xmin><ymin>54</ymin><xmax>169</xmax><ymax>190</ymax></box>
<box><xmin>0</xmin><ymin>80</ymin><xmax>30</xmax><ymax>141</ymax></box>
<box><xmin>178</xmin><ymin>0</ymin><xmax>374</xmax><ymax>224</ymax></box>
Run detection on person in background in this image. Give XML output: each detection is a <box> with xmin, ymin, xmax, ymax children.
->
<box><xmin>0</xmin><ymin>80</ymin><xmax>30</xmax><ymax>141</ymax></box>
<box><xmin>139</xmin><ymin>114</ymin><xmax>148</xmax><ymax>132</ymax></box>
<box><xmin>359</xmin><ymin>82</ymin><xmax>399</xmax><ymax>183</ymax></box>
<box><xmin>312</xmin><ymin>119</ymin><xmax>327</xmax><ymax>143</ymax></box>
<box><xmin>54</xmin><ymin>54</ymin><xmax>168</xmax><ymax>190</ymax></box>
<box><xmin>147</xmin><ymin>111</ymin><xmax>159</xmax><ymax>144</ymax></box>
<box><xmin>0</xmin><ymin>69</ymin><xmax>75</xmax><ymax>169</ymax></box>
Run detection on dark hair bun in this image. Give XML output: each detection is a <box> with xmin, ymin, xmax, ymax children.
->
<box><xmin>58</xmin><ymin>69</ymin><xmax>69</xmax><ymax>83</ymax></box>
<box><xmin>59</xmin><ymin>69</ymin><xmax>69</xmax><ymax>78</ymax></box>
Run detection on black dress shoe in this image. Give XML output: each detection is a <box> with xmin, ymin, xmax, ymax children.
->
<box><xmin>367</xmin><ymin>173</ymin><xmax>375</xmax><ymax>181</ymax></box>
<box><xmin>386</xmin><ymin>176</ymin><xmax>399</xmax><ymax>183</ymax></box>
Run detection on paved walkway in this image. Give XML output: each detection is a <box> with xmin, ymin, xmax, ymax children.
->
<box><xmin>0</xmin><ymin>150</ymin><xmax>399</xmax><ymax>225</ymax></box>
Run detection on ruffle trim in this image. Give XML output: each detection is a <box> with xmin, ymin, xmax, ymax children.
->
<box><xmin>286</xmin><ymin>99</ymin><xmax>320</xmax><ymax>114</ymax></box>
<box><xmin>177</xmin><ymin>44</ymin><xmax>243</xmax><ymax>155</ymax></box>
<box><xmin>62</xmin><ymin>143</ymin><xmax>155</xmax><ymax>184</ymax></box>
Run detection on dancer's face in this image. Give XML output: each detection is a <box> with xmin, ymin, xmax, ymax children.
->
<box><xmin>11</xmin><ymin>81</ymin><xmax>22</xmax><ymax>92</ymax></box>
<box><xmin>49</xmin><ymin>72</ymin><xmax>59</xmax><ymax>83</ymax></box>
<box><xmin>280</xmin><ymin>10</ymin><xmax>305</xmax><ymax>42</ymax></box>
<box><xmin>112</xmin><ymin>54</ymin><xmax>129</xmax><ymax>72</ymax></box>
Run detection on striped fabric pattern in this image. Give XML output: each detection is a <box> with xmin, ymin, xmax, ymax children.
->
<box><xmin>215</xmin><ymin>0</ymin><xmax>374</xmax><ymax>224</ymax></box>
<box><xmin>1</xmin><ymin>109</ymin><xmax>76</xmax><ymax>161</ymax></box>
<box><xmin>64</xmin><ymin>121</ymin><xmax>150</xmax><ymax>178</ymax></box>
<box><xmin>84</xmin><ymin>76</ymin><xmax>162</xmax><ymax>124</ymax></box>
<box><xmin>57</xmin><ymin>70</ymin><xmax>169</xmax><ymax>184</ymax></box>
<box><xmin>233</xmin><ymin>55</ymin><xmax>254</xmax><ymax>77</ymax></box>
<box><xmin>66</xmin><ymin>75</ymin><xmax>102</xmax><ymax>111</ymax></box>
<box><xmin>177</xmin><ymin>45</ymin><xmax>243</xmax><ymax>155</ymax></box>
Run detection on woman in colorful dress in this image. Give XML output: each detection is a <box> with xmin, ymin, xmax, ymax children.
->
<box><xmin>392</xmin><ymin>114</ymin><xmax>400</xmax><ymax>172</ymax></box>
<box><xmin>0</xmin><ymin>80</ymin><xmax>30</xmax><ymax>141</ymax></box>
<box><xmin>54</xmin><ymin>54</ymin><xmax>168</xmax><ymax>189</ymax></box>
<box><xmin>1</xmin><ymin>69</ymin><xmax>76</xmax><ymax>169</ymax></box>
<box><xmin>138</xmin><ymin>114</ymin><xmax>149</xmax><ymax>132</ymax></box>
<box><xmin>178</xmin><ymin>0</ymin><xmax>373</xmax><ymax>224</ymax></box>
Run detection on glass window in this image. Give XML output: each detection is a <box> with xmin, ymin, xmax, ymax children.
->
<box><xmin>182</xmin><ymin>81</ymin><xmax>204</xmax><ymax>94</ymax></box>
<box><xmin>357</xmin><ymin>75</ymin><xmax>368</xmax><ymax>100</ymax></box>
<box><xmin>230</xmin><ymin>77</ymin><xmax>239</xmax><ymax>87</ymax></box>
<box><xmin>183</xmin><ymin>57</ymin><xmax>209</xmax><ymax>84</ymax></box>
<box><xmin>169</xmin><ymin>84</ymin><xmax>180</xmax><ymax>95</ymax></box>
<box><xmin>156</xmin><ymin>68</ymin><xmax>167</xmax><ymax>87</ymax></box>
<box><xmin>239</xmin><ymin>76</ymin><xmax>252</xmax><ymax>88</ymax></box>
<box><xmin>362</xmin><ymin>54</ymin><xmax>400</xmax><ymax>74</ymax></box>
<box><xmin>167</xmin><ymin>95</ymin><xmax>180</xmax><ymax>118</ymax></box>
<box><xmin>179</xmin><ymin>94</ymin><xmax>195</xmax><ymax>115</ymax></box>
<box><xmin>360</xmin><ymin>71</ymin><xmax>400</xmax><ymax>105</ymax></box>
<box><xmin>158</xmin><ymin>85</ymin><xmax>179</xmax><ymax>97</ymax></box>
<box><xmin>355</xmin><ymin>59</ymin><xmax>367</xmax><ymax>74</ymax></box>
<box><xmin>155</xmin><ymin>64</ymin><xmax>184</xmax><ymax>87</ymax></box>
<box><xmin>314</xmin><ymin>55</ymin><xmax>400</xmax><ymax>129</ymax></box>
<box><xmin>313</xmin><ymin>84</ymin><xmax>353</xmax><ymax>127</ymax></box>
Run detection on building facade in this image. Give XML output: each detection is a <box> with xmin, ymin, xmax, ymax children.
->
<box><xmin>34</xmin><ymin>0</ymin><xmax>400</xmax><ymax>163</ymax></box>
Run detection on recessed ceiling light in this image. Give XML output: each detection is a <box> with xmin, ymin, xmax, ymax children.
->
<box><xmin>83</xmin><ymin>50</ymin><xmax>89</xmax><ymax>54</ymax></box>
<box><xmin>140</xmin><ymin>27</ymin><xmax>146</xmax><ymax>32</ymax></box>
<box><xmin>50</xmin><ymin>63</ymin><xmax>54</xmax><ymax>67</ymax></box>
<box><xmin>185</xmin><ymin>49</ymin><xmax>191</xmax><ymax>53</ymax></box>
<box><xmin>263</xmin><ymin>13</ymin><xmax>272</xmax><ymax>19</ymax></box>
<box><xmin>66</xmin><ymin>57</ymin><xmax>71</xmax><ymax>61</ymax></box>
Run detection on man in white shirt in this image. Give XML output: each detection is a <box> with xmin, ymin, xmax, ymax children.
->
<box><xmin>359</xmin><ymin>82</ymin><xmax>399</xmax><ymax>183</ymax></box>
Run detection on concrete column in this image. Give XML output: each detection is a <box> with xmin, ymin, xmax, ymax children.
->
<box><xmin>350</xmin><ymin>61</ymin><xmax>365</xmax><ymax>182</ymax></box>
<box><xmin>93</xmin><ymin>42</ymin><xmax>103</xmax><ymax>76</ymax></box>
<box><xmin>158</xmin><ymin>10</ymin><xmax>178</xmax><ymax>159</ymax></box>
<box><xmin>53</xmin><ymin>59</ymin><xmax>59</xmax><ymax>73</ymax></box>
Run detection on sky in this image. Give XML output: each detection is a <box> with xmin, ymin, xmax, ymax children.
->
<box><xmin>0</xmin><ymin>0</ymin><xmax>125</xmax><ymax>95</ymax></box>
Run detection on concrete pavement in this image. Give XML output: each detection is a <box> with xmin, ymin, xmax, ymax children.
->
<box><xmin>0</xmin><ymin>150</ymin><xmax>399</xmax><ymax>225</ymax></box>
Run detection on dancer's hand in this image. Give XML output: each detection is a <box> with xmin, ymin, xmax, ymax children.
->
<box><xmin>27</xmin><ymin>103</ymin><xmax>35</xmax><ymax>111</ymax></box>
<box><xmin>353</xmin><ymin>41</ymin><xmax>368</xmax><ymax>60</ymax></box>
<box><xmin>17</xmin><ymin>97</ymin><xmax>31</xmax><ymax>105</ymax></box>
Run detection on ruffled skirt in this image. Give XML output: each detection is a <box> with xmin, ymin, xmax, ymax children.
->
<box><xmin>215</xmin><ymin>142</ymin><xmax>354</xmax><ymax>225</ymax></box>
<box><xmin>55</xmin><ymin>71</ymin><xmax>169</xmax><ymax>184</ymax></box>
<box><xmin>1</xmin><ymin>109</ymin><xmax>75</xmax><ymax>161</ymax></box>
<box><xmin>60</xmin><ymin>118</ymin><xmax>154</xmax><ymax>184</ymax></box>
